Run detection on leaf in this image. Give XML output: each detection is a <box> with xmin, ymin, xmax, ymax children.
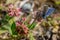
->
<box><xmin>1</xmin><ymin>19</ymin><xmax>8</xmax><ymax>25</ymax></box>
<box><xmin>2</xmin><ymin>24</ymin><xmax>10</xmax><ymax>30</ymax></box>
<box><xmin>2</xmin><ymin>23</ymin><xmax>17</xmax><ymax>36</ymax></box>
<box><xmin>5</xmin><ymin>15</ymin><xmax>12</xmax><ymax>21</ymax></box>
<box><xmin>24</xmin><ymin>21</ymin><xmax>36</xmax><ymax>29</ymax></box>
<box><xmin>11</xmin><ymin>22</ymin><xmax>17</xmax><ymax>35</ymax></box>
<box><xmin>0</xmin><ymin>27</ymin><xmax>7</xmax><ymax>30</ymax></box>
<box><xmin>24</xmin><ymin>22</ymin><xmax>31</xmax><ymax>28</ymax></box>
<box><xmin>30</xmin><ymin>22</ymin><xmax>36</xmax><ymax>29</ymax></box>
<box><xmin>9</xmin><ymin>18</ymin><xmax>14</xmax><ymax>25</ymax></box>
<box><xmin>2</xmin><ymin>22</ymin><xmax>18</xmax><ymax>35</ymax></box>
<box><xmin>2</xmin><ymin>24</ymin><xmax>12</xmax><ymax>34</ymax></box>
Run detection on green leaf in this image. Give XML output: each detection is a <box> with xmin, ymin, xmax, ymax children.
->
<box><xmin>24</xmin><ymin>21</ymin><xmax>36</xmax><ymax>29</ymax></box>
<box><xmin>9</xmin><ymin>18</ymin><xmax>14</xmax><ymax>25</ymax></box>
<box><xmin>2</xmin><ymin>24</ymin><xmax>10</xmax><ymax>30</ymax></box>
<box><xmin>11</xmin><ymin>22</ymin><xmax>17</xmax><ymax>35</ymax></box>
<box><xmin>29</xmin><ymin>22</ymin><xmax>36</xmax><ymax>29</ymax></box>
<box><xmin>1</xmin><ymin>19</ymin><xmax>8</xmax><ymax>25</ymax></box>
<box><xmin>24</xmin><ymin>22</ymin><xmax>31</xmax><ymax>28</ymax></box>
<box><xmin>2</xmin><ymin>22</ymin><xmax>18</xmax><ymax>35</ymax></box>
<box><xmin>2</xmin><ymin>24</ymin><xmax>12</xmax><ymax>34</ymax></box>
<box><xmin>5</xmin><ymin>15</ymin><xmax>12</xmax><ymax>21</ymax></box>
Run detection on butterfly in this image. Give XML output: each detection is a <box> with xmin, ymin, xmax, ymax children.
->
<box><xmin>43</xmin><ymin>7</ymin><xmax>55</xmax><ymax>19</ymax></box>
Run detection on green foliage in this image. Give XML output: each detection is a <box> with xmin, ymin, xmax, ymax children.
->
<box><xmin>9</xmin><ymin>18</ymin><xmax>14</xmax><ymax>25</ymax></box>
<box><xmin>24</xmin><ymin>22</ymin><xmax>36</xmax><ymax>30</ymax></box>
<box><xmin>2</xmin><ymin>22</ymin><xmax>18</xmax><ymax>36</ymax></box>
<box><xmin>5</xmin><ymin>15</ymin><xmax>12</xmax><ymax>21</ymax></box>
<box><xmin>1</xmin><ymin>15</ymin><xmax>18</xmax><ymax>36</ymax></box>
<box><xmin>29</xmin><ymin>22</ymin><xmax>36</xmax><ymax>29</ymax></box>
<box><xmin>8</xmin><ymin>18</ymin><xmax>18</xmax><ymax>35</ymax></box>
<box><xmin>11</xmin><ymin>22</ymin><xmax>17</xmax><ymax>35</ymax></box>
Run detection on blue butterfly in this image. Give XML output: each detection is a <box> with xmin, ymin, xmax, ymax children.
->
<box><xmin>43</xmin><ymin>7</ymin><xmax>55</xmax><ymax>19</ymax></box>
